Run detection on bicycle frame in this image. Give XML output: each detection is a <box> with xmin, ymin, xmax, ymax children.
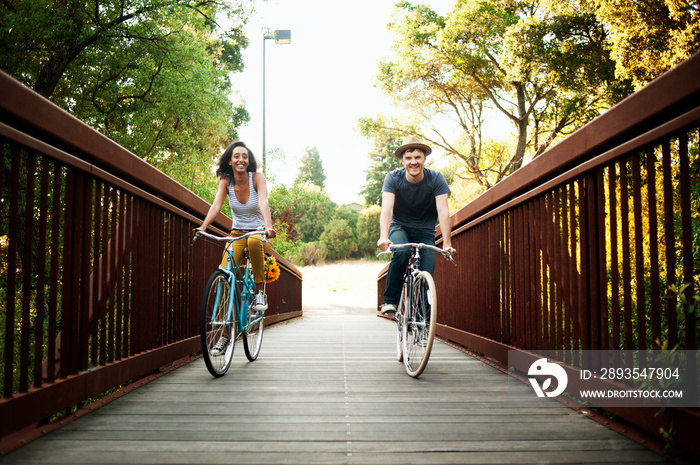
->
<box><xmin>395</xmin><ymin>247</ymin><xmax>420</xmax><ymax>321</ymax></box>
<box><xmin>197</xmin><ymin>229</ymin><xmax>265</xmax><ymax>336</ymax></box>
<box><xmin>381</xmin><ymin>242</ymin><xmax>454</xmax><ymax>316</ymax></box>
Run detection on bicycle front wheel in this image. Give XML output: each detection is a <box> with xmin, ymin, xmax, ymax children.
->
<box><xmin>396</xmin><ymin>283</ymin><xmax>408</xmax><ymax>362</ymax></box>
<box><xmin>402</xmin><ymin>271</ymin><xmax>437</xmax><ymax>378</ymax></box>
<box><xmin>200</xmin><ymin>270</ymin><xmax>235</xmax><ymax>377</ymax></box>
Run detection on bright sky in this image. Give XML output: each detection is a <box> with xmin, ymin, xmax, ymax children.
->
<box><xmin>229</xmin><ymin>0</ymin><xmax>454</xmax><ymax>205</ymax></box>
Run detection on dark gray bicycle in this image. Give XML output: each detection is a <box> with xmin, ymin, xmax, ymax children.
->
<box><xmin>378</xmin><ymin>243</ymin><xmax>456</xmax><ymax>377</ymax></box>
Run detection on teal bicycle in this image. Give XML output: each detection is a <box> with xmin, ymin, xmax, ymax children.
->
<box><xmin>193</xmin><ymin>229</ymin><xmax>266</xmax><ymax>377</ymax></box>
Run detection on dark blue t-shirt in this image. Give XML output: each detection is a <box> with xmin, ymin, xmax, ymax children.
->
<box><xmin>382</xmin><ymin>168</ymin><xmax>450</xmax><ymax>231</ymax></box>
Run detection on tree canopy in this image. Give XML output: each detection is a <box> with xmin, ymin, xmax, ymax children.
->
<box><xmin>0</xmin><ymin>0</ymin><xmax>253</xmax><ymax>200</ymax></box>
<box><xmin>590</xmin><ymin>0</ymin><xmax>700</xmax><ymax>89</ymax></box>
<box><xmin>365</xmin><ymin>0</ymin><xmax>628</xmax><ymax>191</ymax></box>
<box><xmin>361</xmin><ymin>0</ymin><xmax>700</xmax><ymax>199</ymax></box>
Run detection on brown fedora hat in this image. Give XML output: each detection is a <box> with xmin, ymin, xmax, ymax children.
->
<box><xmin>394</xmin><ymin>135</ymin><xmax>432</xmax><ymax>158</ymax></box>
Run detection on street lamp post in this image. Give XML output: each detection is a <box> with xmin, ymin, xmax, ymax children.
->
<box><xmin>262</xmin><ymin>29</ymin><xmax>291</xmax><ymax>175</ymax></box>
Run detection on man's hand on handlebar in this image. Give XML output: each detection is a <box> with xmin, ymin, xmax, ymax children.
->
<box><xmin>377</xmin><ymin>237</ymin><xmax>392</xmax><ymax>252</ymax></box>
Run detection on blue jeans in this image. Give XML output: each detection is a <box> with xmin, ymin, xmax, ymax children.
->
<box><xmin>383</xmin><ymin>225</ymin><xmax>436</xmax><ymax>306</ymax></box>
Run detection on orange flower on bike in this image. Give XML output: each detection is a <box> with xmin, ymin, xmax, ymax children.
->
<box><xmin>264</xmin><ymin>256</ymin><xmax>280</xmax><ymax>283</ymax></box>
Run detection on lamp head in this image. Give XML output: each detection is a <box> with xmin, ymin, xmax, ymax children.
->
<box><xmin>266</xmin><ymin>29</ymin><xmax>291</xmax><ymax>44</ymax></box>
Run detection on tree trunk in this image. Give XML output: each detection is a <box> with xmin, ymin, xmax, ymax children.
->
<box><xmin>509</xmin><ymin>81</ymin><xmax>528</xmax><ymax>174</ymax></box>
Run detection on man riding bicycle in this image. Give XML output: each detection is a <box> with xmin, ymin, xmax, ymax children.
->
<box><xmin>377</xmin><ymin>135</ymin><xmax>456</xmax><ymax>315</ymax></box>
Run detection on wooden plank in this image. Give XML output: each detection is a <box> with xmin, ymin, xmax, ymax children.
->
<box><xmin>0</xmin><ymin>278</ymin><xmax>670</xmax><ymax>465</ymax></box>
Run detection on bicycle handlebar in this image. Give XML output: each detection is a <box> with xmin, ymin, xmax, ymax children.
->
<box><xmin>377</xmin><ymin>242</ymin><xmax>457</xmax><ymax>266</ymax></box>
<box><xmin>192</xmin><ymin>228</ymin><xmax>267</xmax><ymax>246</ymax></box>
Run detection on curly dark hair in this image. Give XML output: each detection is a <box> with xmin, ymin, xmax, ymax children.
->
<box><xmin>215</xmin><ymin>141</ymin><xmax>258</xmax><ymax>182</ymax></box>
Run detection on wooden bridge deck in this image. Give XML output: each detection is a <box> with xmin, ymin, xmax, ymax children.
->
<box><xmin>1</xmin><ymin>275</ymin><xmax>669</xmax><ymax>464</ymax></box>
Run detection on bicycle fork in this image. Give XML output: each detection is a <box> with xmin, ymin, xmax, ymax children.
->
<box><xmin>209</xmin><ymin>270</ymin><xmax>235</xmax><ymax>322</ymax></box>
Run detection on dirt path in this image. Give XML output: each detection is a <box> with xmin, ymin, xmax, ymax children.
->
<box><xmin>297</xmin><ymin>259</ymin><xmax>387</xmax><ymax>314</ymax></box>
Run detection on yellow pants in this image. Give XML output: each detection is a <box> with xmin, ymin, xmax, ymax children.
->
<box><xmin>221</xmin><ymin>230</ymin><xmax>273</xmax><ymax>285</ymax></box>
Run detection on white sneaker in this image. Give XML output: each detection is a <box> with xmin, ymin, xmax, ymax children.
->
<box><xmin>254</xmin><ymin>291</ymin><xmax>268</xmax><ymax>311</ymax></box>
<box><xmin>210</xmin><ymin>337</ymin><xmax>230</xmax><ymax>356</ymax></box>
<box><xmin>380</xmin><ymin>303</ymin><xmax>397</xmax><ymax>315</ymax></box>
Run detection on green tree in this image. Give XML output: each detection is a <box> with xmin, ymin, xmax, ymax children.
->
<box><xmin>368</xmin><ymin>0</ymin><xmax>626</xmax><ymax>188</ymax></box>
<box><xmin>295</xmin><ymin>146</ymin><xmax>327</xmax><ymax>188</ymax></box>
<box><xmin>356</xmin><ymin>125</ymin><xmax>404</xmax><ymax>206</ymax></box>
<box><xmin>590</xmin><ymin>0</ymin><xmax>700</xmax><ymax>89</ymax></box>
<box><xmin>0</xmin><ymin>0</ymin><xmax>252</xmax><ymax>198</ymax></box>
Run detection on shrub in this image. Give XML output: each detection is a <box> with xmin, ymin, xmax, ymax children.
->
<box><xmin>287</xmin><ymin>241</ymin><xmax>327</xmax><ymax>266</ymax></box>
<box><xmin>356</xmin><ymin>205</ymin><xmax>381</xmax><ymax>257</ymax></box>
<box><xmin>320</xmin><ymin>218</ymin><xmax>357</xmax><ymax>260</ymax></box>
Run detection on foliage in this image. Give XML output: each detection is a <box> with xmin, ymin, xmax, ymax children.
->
<box><xmin>268</xmin><ymin>221</ymin><xmax>298</xmax><ymax>258</ymax></box>
<box><xmin>0</xmin><ymin>0</ymin><xmax>253</xmax><ymax>196</ymax></box>
<box><xmin>666</xmin><ymin>283</ymin><xmax>700</xmax><ymax>350</ymax></box>
<box><xmin>268</xmin><ymin>182</ymin><xmax>302</xmax><ymax>244</ymax></box>
<box><xmin>356</xmin><ymin>122</ymin><xmax>404</xmax><ymax>206</ymax></box>
<box><xmin>356</xmin><ymin>205</ymin><xmax>382</xmax><ymax>257</ymax></box>
<box><xmin>333</xmin><ymin>206</ymin><xmax>360</xmax><ymax>236</ymax></box>
<box><xmin>288</xmin><ymin>241</ymin><xmax>328</xmax><ymax>266</ymax></box>
<box><xmin>288</xmin><ymin>184</ymin><xmax>336</xmax><ymax>243</ymax></box>
<box><xmin>320</xmin><ymin>218</ymin><xmax>357</xmax><ymax>260</ymax></box>
<box><xmin>295</xmin><ymin>146</ymin><xmax>327</xmax><ymax>188</ymax></box>
<box><xmin>267</xmin><ymin>182</ymin><xmax>388</xmax><ymax>265</ymax></box>
<box><xmin>590</xmin><ymin>0</ymin><xmax>700</xmax><ymax>89</ymax></box>
<box><xmin>267</xmin><ymin>183</ymin><xmax>337</xmax><ymax>261</ymax></box>
<box><xmin>363</xmin><ymin>0</ymin><xmax>630</xmax><ymax>194</ymax></box>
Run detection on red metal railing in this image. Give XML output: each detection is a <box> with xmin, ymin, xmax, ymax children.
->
<box><xmin>0</xmin><ymin>71</ymin><xmax>302</xmax><ymax>445</ymax></box>
<box><xmin>379</xmin><ymin>52</ymin><xmax>700</xmax><ymax>452</ymax></box>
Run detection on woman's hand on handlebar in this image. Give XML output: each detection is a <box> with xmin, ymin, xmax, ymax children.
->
<box><xmin>265</xmin><ymin>227</ymin><xmax>276</xmax><ymax>239</ymax></box>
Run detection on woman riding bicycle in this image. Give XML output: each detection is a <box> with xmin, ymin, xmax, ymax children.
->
<box><xmin>197</xmin><ymin>141</ymin><xmax>276</xmax><ymax>313</ymax></box>
<box><xmin>377</xmin><ymin>135</ymin><xmax>456</xmax><ymax>315</ymax></box>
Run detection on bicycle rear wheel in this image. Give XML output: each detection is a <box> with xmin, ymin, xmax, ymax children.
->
<box><xmin>200</xmin><ymin>270</ymin><xmax>235</xmax><ymax>377</ymax></box>
<box><xmin>402</xmin><ymin>271</ymin><xmax>437</xmax><ymax>378</ymax></box>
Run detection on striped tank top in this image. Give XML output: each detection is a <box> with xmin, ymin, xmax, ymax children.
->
<box><xmin>228</xmin><ymin>172</ymin><xmax>264</xmax><ymax>230</ymax></box>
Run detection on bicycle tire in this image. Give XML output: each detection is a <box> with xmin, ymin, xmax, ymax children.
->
<box><xmin>243</xmin><ymin>301</ymin><xmax>264</xmax><ymax>361</ymax></box>
<box><xmin>402</xmin><ymin>271</ymin><xmax>437</xmax><ymax>378</ymax></box>
<box><xmin>239</xmin><ymin>263</ymin><xmax>263</xmax><ymax>361</ymax></box>
<box><xmin>200</xmin><ymin>270</ymin><xmax>235</xmax><ymax>377</ymax></box>
<box><xmin>396</xmin><ymin>283</ymin><xmax>407</xmax><ymax>362</ymax></box>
